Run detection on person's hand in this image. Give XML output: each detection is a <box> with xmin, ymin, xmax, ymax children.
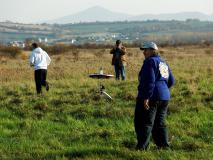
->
<box><xmin>144</xmin><ymin>99</ymin><xmax>150</xmax><ymax>110</ymax></box>
<box><xmin>118</xmin><ymin>44</ymin><xmax>122</xmax><ymax>49</ymax></box>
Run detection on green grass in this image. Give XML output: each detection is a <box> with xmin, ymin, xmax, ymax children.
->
<box><xmin>0</xmin><ymin>46</ymin><xmax>212</xmax><ymax>159</ymax></box>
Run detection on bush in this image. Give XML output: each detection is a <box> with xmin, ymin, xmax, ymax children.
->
<box><xmin>42</xmin><ymin>44</ymin><xmax>71</xmax><ymax>55</ymax></box>
<box><xmin>0</xmin><ymin>45</ymin><xmax>22</xmax><ymax>58</ymax></box>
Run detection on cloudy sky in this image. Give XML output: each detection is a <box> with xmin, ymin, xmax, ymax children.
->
<box><xmin>0</xmin><ymin>0</ymin><xmax>212</xmax><ymax>23</ymax></box>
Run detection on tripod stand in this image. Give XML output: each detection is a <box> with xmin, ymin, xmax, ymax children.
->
<box><xmin>89</xmin><ymin>73</ymin><xmax>114</xmax><ymax>101</ymax></box>
<box><xmin>99</xmin><ymin>83</ymin><xmax>112</xmax><ymax>100</ymax></box>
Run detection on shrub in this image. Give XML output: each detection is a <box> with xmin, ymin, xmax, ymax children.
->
<box><xmin>42</xmin><ymin>44</ymin><xmax>70</xmax><ymax>55</ymax></box>
<box><xmin>0</xmin><ymin>45</ymin><xmax>22</xmax><ymax>58</ymax></box>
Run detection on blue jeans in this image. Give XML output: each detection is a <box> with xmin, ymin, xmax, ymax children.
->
<box><xmin>114</xmin><ymin>65</ymin><xmax>126</xmax><ymax>80</ymax></box>
<box><xmin>134</xmin><ymin>100</ymin><xmax>170</xmax><ymax>150</ymax></box>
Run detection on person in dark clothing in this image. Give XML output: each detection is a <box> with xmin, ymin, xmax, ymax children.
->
<box><xmin>110</xmin><ymin>40</ymin><xmax>127</xmax><ymax>80</ymax></box>
<box><xmin>29</xmin><ymin>43</ymin><xmax>51</xmax><ymax>94</ymax></box>
<box><xmin>134</xmin><ymin>42</ymin><xmax>175</xmax><ymax>150</ymax></box>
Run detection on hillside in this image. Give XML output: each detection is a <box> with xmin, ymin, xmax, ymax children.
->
<box><xmin>1</xmin><ymin>20</ymin><xmax>213</xmax><ymax>45</ymax></box>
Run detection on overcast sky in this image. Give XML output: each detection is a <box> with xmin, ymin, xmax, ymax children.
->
<box><xmin>0</xmin><ymin>0</ymin><xmax>212</xmax><ymax>23</ymax></box>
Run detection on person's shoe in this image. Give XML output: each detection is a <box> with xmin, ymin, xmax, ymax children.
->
<box><xmin>135</xmin><ymin>144</ymin><xmax>146</xmax><ymax>151</ymax></box>
<box><xmin>157</xmin><ymin>145</ymin><xmax>171</xmax><ymax>150</ymax></box>
<box><xmin>46</xmin><ymin>83</ymin><xmax>49</xmax><ymax>91</ymax></box>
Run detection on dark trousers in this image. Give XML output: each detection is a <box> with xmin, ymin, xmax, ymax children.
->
<box><xmin>114</xmin><ymin>65</ymin><xmax>126</xmax><ymax>80</ymax></box>
<box><xmin>34</xmin><ymin>69</ymin><xmax>48</xmax><ymax>94</ymax></box>
<box><xmin>134</xmin><ymin>100</ymin><xmax>170</xmax><ymax>150</ymax></box>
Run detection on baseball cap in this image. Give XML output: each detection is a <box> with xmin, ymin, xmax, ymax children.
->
<box><xmin>140</xmin><ymin>42</ymin><xmax>158</xmax><ymax>50</ymax></box>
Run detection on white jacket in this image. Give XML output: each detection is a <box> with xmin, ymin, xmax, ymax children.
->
<box><xmin>30</xmin><ymin>47</ymin><xmax>51</xmax><ymax>70</ymax></box>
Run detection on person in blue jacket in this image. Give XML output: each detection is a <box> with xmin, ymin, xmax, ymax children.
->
<box><xmin>134</xmin><ymin>42</ymin><xmax>175</xmax><ymax>150</ymax></box>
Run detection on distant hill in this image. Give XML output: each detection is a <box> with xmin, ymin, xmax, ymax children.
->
<box><xmin>130</xmin><ymin>12</ymin><xmax>213</xmax><ymax>21</ymax></box>
<box><xmin>46</xmin><ymin>6</ymin><xmax>213</xmax><ymax>24</ymax></box>
<box><xmin>47</xmin><ymin>6</ymin><xmax>131</xmax><ymax>24</ymax></box>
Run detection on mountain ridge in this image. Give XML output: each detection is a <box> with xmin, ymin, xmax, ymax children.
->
<box><xmin>47</xmin><ymin>6</ymin><xmax>132</xmax><ymax>24</ymax></box>
<box><xmin>46</xmin><ymin>6</ymin><xmax>213</xmax><ymax>24</ymax></box>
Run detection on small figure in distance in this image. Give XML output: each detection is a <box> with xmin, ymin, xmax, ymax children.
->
<box><xmin>110</xmin><ymin>40</ymin><xmax>127</xmax><ymax>80</ymax></box>
<box><xmin>134</xmin><ymin>42</ymin><xmax>175</xmax><ymax>150</ymax></box>
<box><xmin>29</xmin><ymin>43</ymin><xmax>51</xmax><ymax>94</ymax></box>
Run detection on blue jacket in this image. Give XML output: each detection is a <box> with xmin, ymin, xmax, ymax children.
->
<box><xmin>137</xmin><ymin>54</ymin><xmax>175</xmax><ymax>100</ymax></box>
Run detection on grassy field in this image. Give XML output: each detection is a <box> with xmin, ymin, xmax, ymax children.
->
<box><xmin>0</xmin><ymin>45</ymin><xmax>212</xmax><ymax>159</ymax></box>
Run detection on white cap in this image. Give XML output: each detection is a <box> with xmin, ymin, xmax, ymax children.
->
<box><xmin>140</xmin><ymin>42</ymin><xmax>158</xmax><ymax>50</ymax></box>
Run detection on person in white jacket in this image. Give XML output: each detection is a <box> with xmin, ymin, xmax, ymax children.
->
<box><xmin>29</xmin><ymin>43</ymin><xmax>51</xmax><ymax>94</ymax></box>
